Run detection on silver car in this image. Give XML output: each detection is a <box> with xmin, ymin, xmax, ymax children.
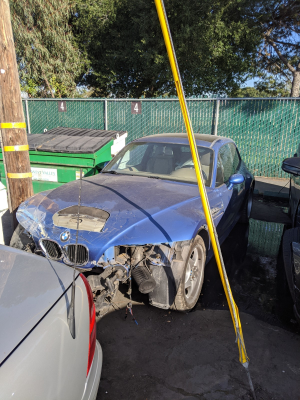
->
<box><xmin>0</xmin><ymin>245</ymin><xmax>102</xmax><ymax>400</ymax></box>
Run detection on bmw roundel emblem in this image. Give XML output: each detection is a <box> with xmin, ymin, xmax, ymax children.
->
<box><xmin>60</xmin><ymin>231</ymin><xmax>70</xmax><ymax>242</ymax></box>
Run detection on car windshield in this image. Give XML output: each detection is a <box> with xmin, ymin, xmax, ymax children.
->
<box><xmin>102</xmin><ymin>141</ymin><xmax>214</xmax><ymax>186</ymax></box>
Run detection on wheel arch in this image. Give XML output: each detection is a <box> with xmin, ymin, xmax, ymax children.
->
<box><xmin>196</xmin><ymin>226</ymin><xmax>210</xmax><ymax>252</ymax></box>
<box><xmin>149</xmin><ymin>229</ymin><xmax>208</xmax><ymax>311</ymax></box>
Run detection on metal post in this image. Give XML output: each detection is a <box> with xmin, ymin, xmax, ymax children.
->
<box><xmin>154</xmin><ymin>2</ymin><xmax>254</xmax><ymax>392</ymax></box>
<box><xmin>104</xmin><ymin>100</ymin><xmax>108</xmax><ymax>130</ymax></box>
<box><xmin>25</xmin><ymin>100</ymin><xmax>31</xmax><ymax>134</ymax></box>
<box><xmin>213</xmin><ymin>99</ymin><xmax>220</xmax><ymax>135</ymax></box>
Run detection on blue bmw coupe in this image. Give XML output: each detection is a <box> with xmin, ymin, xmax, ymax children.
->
<box><xmin>12</xmin><ymin>133</ymin><xmax>254</xmax><ymax>313</ymax></box>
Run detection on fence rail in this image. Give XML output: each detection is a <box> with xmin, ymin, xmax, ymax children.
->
<box><xmin>22</xmin><ymin>98</ymin><xmax>300</xmax><ymax>178</ymax></box>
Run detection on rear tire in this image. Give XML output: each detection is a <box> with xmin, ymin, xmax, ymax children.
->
<box><xmin>171</xmin><ymin>236</ymin><xmax>206</xmax><ymax>311</ymax></box>
<box><xmin>293</xmin><ymin>203</ymin><xmax>300</xmax><ymax>228</ymax></box>
<box><xmin>10</xmin><ymin>224</ymin><xmax>35</xmax><ymax>253</ymax></box>
<box><xmin>240</xmin><ymin>184</ymin><xmax>254</xmax><ymax>224</ymax></box>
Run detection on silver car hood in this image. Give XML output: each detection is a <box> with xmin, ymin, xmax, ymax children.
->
<box><xmin>0</xmin><ymin>245</ymin><xmax>76</xmax><ymax>365</ymax></box>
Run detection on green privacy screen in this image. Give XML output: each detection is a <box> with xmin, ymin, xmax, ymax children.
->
<box><xmin>22</xmin><ymin>98</ymin><xmax>300</xmax><ymax>178</ymax></box>
<box><xmin>26</xmin><ymin>99</ymin><xmax>105</xmax><ymax>134</ymax></box>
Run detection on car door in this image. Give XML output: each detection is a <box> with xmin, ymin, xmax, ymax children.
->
<box><xmin>215</xmin><ymin>143</ymin><xmax>246</xmax><ymax>239</ymax></box>
<box><xmin>290</xmin><ymin>144</ymin><xmax>300</xmax><ymax>226</ymax></box>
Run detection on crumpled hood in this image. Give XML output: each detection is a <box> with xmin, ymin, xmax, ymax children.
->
<box><xmin>17</xmin><ymin>174</ymin><xmax>216</xmax><ymax>264</ymax></box>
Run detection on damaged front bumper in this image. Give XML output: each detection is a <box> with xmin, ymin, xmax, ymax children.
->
<box><xmin>15</xmin><ymin>191</ymin><xmax>197</xmax><ymax>311</ymax></box>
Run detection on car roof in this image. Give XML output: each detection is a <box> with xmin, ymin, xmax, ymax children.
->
<box><xmin>134</xmin><ymin>133</ymin><xmax>234</xmax><ymax>148</ymax></box>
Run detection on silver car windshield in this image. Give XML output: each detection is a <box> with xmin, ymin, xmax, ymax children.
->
<box><xmin>102</xmin><ymin>142</ymin><xmax>214</xmax><ymax>186</ymax></box>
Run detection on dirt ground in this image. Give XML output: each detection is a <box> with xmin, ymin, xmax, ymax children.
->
<box><xmin>95</xmin><ymin>196</ymin><xmax>300</xmax><ymax>400</ymax></box>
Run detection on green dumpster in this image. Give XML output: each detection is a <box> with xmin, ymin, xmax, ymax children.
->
<box><xmin>0</xmin><ymin>128</ymin><xmax>127</xmax><ymax>194</ymax></box>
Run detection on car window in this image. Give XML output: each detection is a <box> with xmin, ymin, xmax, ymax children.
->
<box><xmin>215</xmin><ymin>155</ymin><xmax>224</xmax><ymax>187</ymax></box>
<box><xmin>216</xmin><ymin>143</ymin><xmax>240</xmax><ymax>185</ymax></box>
<box><xmin>116</xmin><ymin>144</ymin><xmax>148</xmax><ymax>170</ymax></box>
<box><xmin>102</xmin><ymin>142</ymin><xmax>214</xmax><ymax>186</ymax></box>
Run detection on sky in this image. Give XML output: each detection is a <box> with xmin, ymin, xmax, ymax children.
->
<box><xmin>243</xmin><ymin>78</ymin><xmax>256</xmax><ymax>87</ymax></box>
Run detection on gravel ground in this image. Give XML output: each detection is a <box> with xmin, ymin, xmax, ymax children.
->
<box><xmin>96</xmin><ymin>303</ymin><xmax>300</xmax><ymax>400</ymax></box>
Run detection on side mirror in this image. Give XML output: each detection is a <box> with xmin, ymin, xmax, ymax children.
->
<box><xmin>282</xmin><ymin>157</ymin><xmax>300</xmax><ymax>176</ymax></box>
<box><xmin>228</xmin><ymin>173</ymin><xmax>245</xmax><ymax>190</ymax></box>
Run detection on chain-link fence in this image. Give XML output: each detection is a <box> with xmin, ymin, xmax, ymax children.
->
<box><xmin>248</xmin><ymin>219</ymin><xmax>284</xmax><ymax>257</ymax></box>
<box><xmin>22</xmin><ymin>98</ymin><xmax>300</xmax><ymax>178</ymax></box>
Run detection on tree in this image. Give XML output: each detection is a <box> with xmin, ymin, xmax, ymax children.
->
<box><xmin>75</xmin><ymin>0</ymin><xmax>261</xmax><ymax>97</ymax></box>
<box><xmin>10</xmin><ymin>0</ymin><xmax>84</xmax><ymax>98</ymax></box>
<box><xmin>230</xmin><ymin>75</ymin><xmax>290</xmax><ymax>97</ymax></box>
<box><xmin>231</xmin><ymin>86</ymin><xmax>263</xmax><ymax>97</ymax></box>
<box><xmin>71</xmin><ymin>0</ymin><xmax>118</xmax><ymax>96</ymax></box>
<box><xmin>254</xmin><ymin>0</ymin><xmax>300</xmax><ymax>97</ymax></box>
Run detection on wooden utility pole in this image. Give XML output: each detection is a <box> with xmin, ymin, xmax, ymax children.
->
<box><xmin>0</xmin><ymin>0</ymin><xmax>33</xmax><ymax>222</ymax></box>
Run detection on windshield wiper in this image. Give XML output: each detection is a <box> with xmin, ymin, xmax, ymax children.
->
<box><xmin>102</xmin><ymin>170</ymin><xmax>137</xmax><ymax>177</ymax></box>
<box><xmin>146</xmin><ymin>176</ymin><xmax>161</xmax><ymax>179</ymax></box>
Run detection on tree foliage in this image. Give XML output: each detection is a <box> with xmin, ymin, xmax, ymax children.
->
<box><xmin>16</xmin><ymin>0</ymin><xmax>297</xmax><ymax>99</ymax></box>
<box><xmin>75</xmin><ymin>0</ymin><xmax>261</xmax><ymax>97</ymax></box>
<box><xmin>230</xmin><ymin>75</ymin><xmax>290</xmax><ymax>97</ymax></box>
<box><xmin>11</xmin><ymin>0</ymin><xmax>84</xmax><ymax>97</ymax></box>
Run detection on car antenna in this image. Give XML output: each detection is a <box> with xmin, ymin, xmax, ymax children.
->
<box><xmin>67</xmin><ymin>168</ymin><xmax>83</xmax><ymax>339</ymax></box>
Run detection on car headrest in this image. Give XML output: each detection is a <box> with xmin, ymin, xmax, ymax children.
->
<box><xmin>153</xmin><ymin>146</ymin><xmax>164</xmax><ymax>156</ymax></box>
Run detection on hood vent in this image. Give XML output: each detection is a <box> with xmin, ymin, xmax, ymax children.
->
<box><xmin>53</xmin><ymin>206</ymin><xmax>109</xmax><ymax>232</ymax></box>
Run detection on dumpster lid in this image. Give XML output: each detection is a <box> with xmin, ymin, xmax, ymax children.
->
<box><xmin>43</xmin><ymin>127</ymin><xmax>127</xmax><ymax>139</ymax></box>
<box><xmin>27</xmin><ymin>134</ymin><xmax>111</xmax><ymax>154</ymax></box>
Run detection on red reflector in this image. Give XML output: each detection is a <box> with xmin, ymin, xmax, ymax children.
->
<box><xmin>80</xmin><ymin>273</ymin><xmax>96</xmax><ymax>376</ymax></box>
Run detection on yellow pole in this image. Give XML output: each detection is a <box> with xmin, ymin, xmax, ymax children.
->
<box><xmin>154</xmin><ymin>0</ymin><xmax>251</xmax><ymax>369</ymax></box>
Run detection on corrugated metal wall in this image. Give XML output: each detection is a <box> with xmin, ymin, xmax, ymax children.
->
<box><xmin>22</xmin><ymin>98</ymin><xmax>300</xmax><ymax>178</ymax></box>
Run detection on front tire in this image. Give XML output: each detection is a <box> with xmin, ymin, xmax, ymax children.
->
<box><xmin>171</xmin><ymin>236</ymin><xmax>206</xmax><ymax>311</ymax></box>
